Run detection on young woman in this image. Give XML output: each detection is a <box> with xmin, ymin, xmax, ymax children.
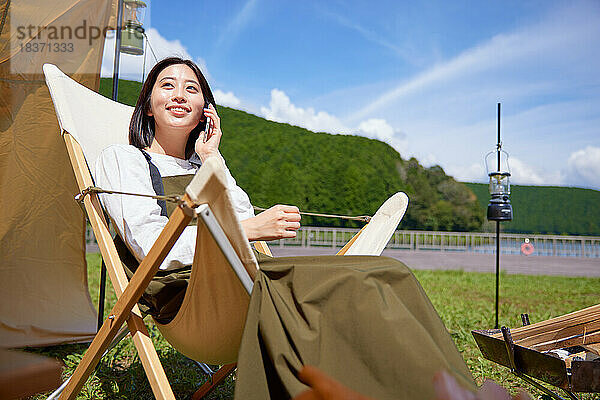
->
<box><xmin>95</xmin><ymin>57</ymin><xmax>474</xmax><ymax>400</ymax></box>
<box><xmin>94</xmin><ymin>57</ymin><xmax>300</xmax><ymax>321</ymax></box>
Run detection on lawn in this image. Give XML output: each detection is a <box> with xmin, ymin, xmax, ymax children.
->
<box><xmin>29</xmin><ymin>253</ymin><xmax>600</xmax><ymax>399</ymax></box>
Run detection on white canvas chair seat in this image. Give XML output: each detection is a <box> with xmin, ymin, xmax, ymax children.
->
<box><xmin>158</xmin><ymin>157</ymin><xmax>258</xmax><ymax>363</ymax></box>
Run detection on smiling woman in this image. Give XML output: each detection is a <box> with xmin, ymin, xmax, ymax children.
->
<box><xmin>94</xmin><ymin>57</ymin><xmax>301</xmax><ymax>322</ymax></box>
<box><xmin>128</xmin><ymin>57</ymin><xmax>215</xmax><ymax>161</ymax></box>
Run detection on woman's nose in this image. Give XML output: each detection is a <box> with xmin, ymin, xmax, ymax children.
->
<box><xmin>171</xmin><ymin>85</ymin><xmax>187</xmax><ymax>102</ymax></box>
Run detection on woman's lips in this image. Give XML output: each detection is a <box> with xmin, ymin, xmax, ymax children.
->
<box><xmin>167</xmin><ymin>105</ymin><xmax>190</xmax><ymax>116</ymax></box>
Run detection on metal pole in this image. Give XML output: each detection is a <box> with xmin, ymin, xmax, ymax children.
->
<box><xmin>99</xmin><ymin>0</ymin><xmax>123</xmax><ymax>330</ymax></box>
<box><xmin>495</xmin><ymin>102</ymin><xmax>501</xmax><ymax>329</ymax></box>
<box><xmin>495</xmin><ymin>221</ymin><xmax>500</xmax><ymax>329</ymax></box>
<box><xmin>112</xmin><ymin>0</ymin><xmax>124</xmax><ymax>102</ymax></box>
<box><xmin>97</xmin><ymin>260</ymin><xmax>107</xmax><ymax>332</ymax></box>
<box><xmin>497</xmin><ymin>103</ymin><xmax>501</xmax><ymax>169</ymax></box>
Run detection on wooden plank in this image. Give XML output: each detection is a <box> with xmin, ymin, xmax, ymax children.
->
<box><xmin>531</xmin><ymin>330</ymin><xmax>600</xmax><ymax>353</ymax></box>
<box><xmin>515</xmin><ymin>317</ymin><xmax>600</xmax><ymax>348</ymax></box>
<box><xmin>342</xmin><ymin>192</ymin><xmax>408</xmax><ymax>256</ymax></box>
<box><xmin>191</xmin><ymin>363</ymin><xmax>237</xmax><ymax>399</ymax></box>
<box><xmin>491</xmin><ymin>304</ymin><xmax>600</xmax><ymax>342</ymax></box>
<box><xmin>254</xmin><ymin>241</ymin><xmax>272</xmax><ymax>256</ymax></box>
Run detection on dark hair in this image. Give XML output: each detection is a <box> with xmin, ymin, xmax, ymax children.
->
<box><xmin>129</xmin><ymin>57</ymin><xmax>216</xmax><ymax>159</ymax></box>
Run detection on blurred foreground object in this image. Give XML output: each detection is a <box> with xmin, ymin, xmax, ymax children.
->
<box><xmin>0</xmin><ymin>349</ymin><xmax>62</xmax><ymax>399</ymax></box>
<box><xmin>294</xmin><ymin>366</ymin><xmax>375</xmax><ymax>400</ymax></box>
<box><xmin>433</xmin><ymin>370</ymin><xmax>531</xmax><ymax>400</ymax></box>
<box><xmin>292</xmin><ymin>367</ymin><xmax>532</xmax><ymax>400</ymax></box>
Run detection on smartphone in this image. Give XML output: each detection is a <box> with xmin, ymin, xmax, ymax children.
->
<box><xmin>204</xmin><ymin>101</ymin><xmax>213</xmax><ymax>142</ymax></box>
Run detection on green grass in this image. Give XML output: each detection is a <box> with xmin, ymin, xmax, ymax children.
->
<box><xmin>417</xmin><ymin>269</ymin><xmax>600</xmax><ymax>398</ymax></box>
<box><xmin>29</xmin><ymin>254</ymin><xmax>600</xmax><ymax>399</ymax></box>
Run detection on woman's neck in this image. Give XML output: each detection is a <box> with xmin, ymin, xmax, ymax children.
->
<box><xmin>147</xmin><ymin>127</ymin><xmax>189</xmax><ymax>159</ymax></box>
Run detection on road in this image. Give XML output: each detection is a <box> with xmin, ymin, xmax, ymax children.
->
<box><xmin>269</xmin><ymin>247</ymin><xmax>600</xmax><ymax>277</ymax></box>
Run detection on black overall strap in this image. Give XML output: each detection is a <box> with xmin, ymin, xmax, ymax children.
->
<box><xmin>140</xmin><ymin>149</ymin><xmax>168</xmax><ymax>217</ymax></box>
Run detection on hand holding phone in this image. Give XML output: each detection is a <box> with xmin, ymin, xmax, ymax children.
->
<box><xmin>204</xmin><ymin>102</ymin><xmax>213</xmax><ymax>143</ymax></box>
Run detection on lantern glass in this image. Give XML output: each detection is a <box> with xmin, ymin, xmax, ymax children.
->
<box><xmin>488</xmin><ymin>172</ymin><xmax>511</xmax><ymax>196</ymax></box>
<box><xmin>121</xmin><ymin>0</ymin><xmax>147</xmax><ymax>56</ymax></box>
<box><xmin>123</xmin><ymin>0</ymin><xmax>147</xmax><ymax>27</ymax></box>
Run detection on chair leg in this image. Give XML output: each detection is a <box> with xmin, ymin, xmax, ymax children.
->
<box><xmin>191</xmin><ymin>363</ymin><xmax>236</xmax><ymax>400</ymax></box>
<box><xmin>58</xmin><ymin>205</ymin><xmax>193</xmax><ymax>399</ymax></box>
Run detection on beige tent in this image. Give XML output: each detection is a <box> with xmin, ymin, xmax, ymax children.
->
<box><xmin>0</xmin><ymin>0</ymin><xmax>116</xmax><ymax>347</ymax></box>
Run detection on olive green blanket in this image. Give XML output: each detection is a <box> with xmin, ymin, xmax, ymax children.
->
<box><xmin>235</xmin><ymin>255</ymin><xmax>475</xmax><ymax>400</ymax></box>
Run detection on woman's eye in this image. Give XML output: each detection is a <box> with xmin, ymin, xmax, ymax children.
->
<box><xmin>161</xmin><ymin>82</ymin><xmax>173</xmax><ymax>88</ymax></box>
<box><xmin>187</xmin><ymin>86</ymin><xmax>198</xmax><ymax>92</ymax></box>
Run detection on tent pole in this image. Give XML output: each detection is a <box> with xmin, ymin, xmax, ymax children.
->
<box><xmin>111</xmin><ymin>0</ymin><xmax>123</xmax><ymax>102</ymax></box>
<box><xmin>97</xmin><ymin>260</ymin><xmax>107</xmax><ymax>332</ymax></box>
<box><xmin>99</xmin><ymin>0</ymin><xmax>123</xmax><ymax>331</ymax></box>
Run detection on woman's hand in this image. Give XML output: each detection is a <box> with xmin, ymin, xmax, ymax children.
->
<box><xmin>195</xmin><ymin>104</ymin><xmax>222</xmax><ymax>163</ymax></box>
<box><xmin>293</xmin><ymin>366</ymin><xmax>374</xmax><ymax>400</ymax></box>
<box><xmin>241</xmin><ymin>205</ymin><xmax>301</xmax><ymax>241</ymax></box>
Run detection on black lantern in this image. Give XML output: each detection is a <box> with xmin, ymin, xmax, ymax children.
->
<box><xmin>485</xmin><ymin>150</ymin><xmax>513</xmax><ymax>221</ymax></box>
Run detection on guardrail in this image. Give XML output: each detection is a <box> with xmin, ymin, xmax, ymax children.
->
<box><xmin>86</xmin><ymin>226</ymin><xmax>600</xmax><ymax>258</ymax></box>
<box><xmin>266</xmin><ymin>227</ymin><xmax>600</xmax><ymax>258</ymax></box>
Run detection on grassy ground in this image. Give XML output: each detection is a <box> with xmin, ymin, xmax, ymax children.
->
<box><xmin>29</xmin><ymin>253</ymin><xmax>600</xmax><ymax>399</ymax></box>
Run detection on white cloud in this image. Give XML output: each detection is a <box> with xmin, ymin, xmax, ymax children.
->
<box><xmin>445</xmin><ymin>163</ymin><xmax>487</xmax><ymax>183</ymax></box>
<box><xmin>567</xmin><ymin>146</ymin><xmax>600</xmax><ymax>189</ymax></box>
<box><xmin>260</xmin><ymin>89</ymin><xmax>349</xmax><ymax>134</ymax></box>
<box><xmin>101</xmin><ymin>27</ymin><xmax>200</xmax><ymax>81</ymax></box>
<box><xmin>508</xmin><ymin>157</ymin><xmax>564</xmax><ymax>186</ymax></box>
<box><xmin>214</xmin><ymin>89</ymin><xmax>241</xmax><ymax>108</ymax></box>
<box><xmin>357</xmin><ymin>119</ymin><xmax>408</xmax><ymax>156</ymax></box>
<box><xmin>357</xmin><ymin>119</ymin><xmax>395</xmax><ymax>141</ymax></box>
<box><xmin>259</xmin><ymin>89</ymin><xmax>410</xmax><ymax>156</ymax></box>
<box><xmin>447</xmin><ymin>157</ymin><xmax>570</xmax><ymax>186</ymax></box>
<box><xmin>420</xmin><ymin>154</ymin><xmax>440</xmax><ymax>168</ymax></box>
<box><xmin>319</xmin><ymin>1</ymin><xmax>599</xmax><ymax>190</ymax></box>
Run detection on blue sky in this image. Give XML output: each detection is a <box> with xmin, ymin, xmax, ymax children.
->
<box><xmin>101</xmin><ymin>0</ymin><xmax>600</xmax><ymax>190</ymax></box>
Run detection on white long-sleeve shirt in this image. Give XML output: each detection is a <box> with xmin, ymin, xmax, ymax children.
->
<box><xmin>94</xmin><ymin>144</ymin><xmax>254</xmax><ymax>270</ymax></box>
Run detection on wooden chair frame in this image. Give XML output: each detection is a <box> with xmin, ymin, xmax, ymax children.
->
<box><xmin>57</xmin><ymin>133</ymin><xmax>240</xmax><ymax>399</ymax></box>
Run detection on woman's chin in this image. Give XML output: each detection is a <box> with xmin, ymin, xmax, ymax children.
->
<box><xmin>159</xmin><ymin>117</ymin><xmax>197</xmax><ymax>131</ymax></box>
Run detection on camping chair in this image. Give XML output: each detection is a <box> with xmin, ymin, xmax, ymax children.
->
<box><xmin>43</xmin><ymin>63</ymin><xmax>260</xmax><ymax>399</ymax></box>
<box><xmin>43</xmin><ymin>63</ymin><xmax>409</xmax><ymax>399</ymax></box>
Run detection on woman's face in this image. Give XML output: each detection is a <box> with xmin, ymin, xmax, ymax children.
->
<box><xmin>147</xmin><ymin>63</ymin><xmax>205</xmax><ymax>135</ymax></box>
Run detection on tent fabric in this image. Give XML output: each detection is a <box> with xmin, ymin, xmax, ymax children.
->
<box><xmin>0</xmin><ymin>0</ymin><xmax>115</xmax><ymax>348</ymax></box>
<box><xmin>235</xmin><ymin>255</ymin><xmax>476</xmax><ymax>400</ymax></box>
